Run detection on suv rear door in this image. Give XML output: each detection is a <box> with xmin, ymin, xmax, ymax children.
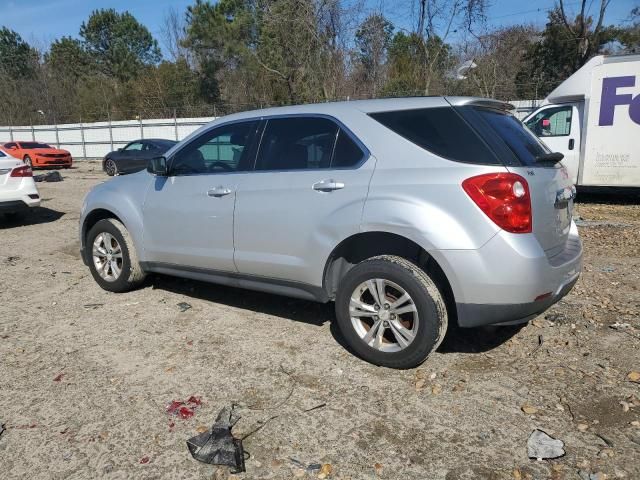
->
<box><xmin>233</xmin><ymin>116</ymin><xmax>374</xmax><ymax>286</ymax></box>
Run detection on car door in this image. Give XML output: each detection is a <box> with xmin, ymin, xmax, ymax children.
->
<box><xmin>142</xmin><ymin>120</ymin><xmax>260</xmax><ymax>271</ymax></box>
<box><xmin>234</xmin><ymin>116</ymin><xmax>374</xmax><ymax>287</ymax></box>
<box><xmin>524</xmin><ymin>104</ymin><xmax>581</xmax><ymax>184</ymax></box>
<box><xmin>118</xmin><ymin>141</ymin><xmax>144</xmax><ymax>173</ymax></box>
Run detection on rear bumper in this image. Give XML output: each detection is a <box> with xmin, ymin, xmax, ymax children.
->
<box><xmin>456</xmin><ymin>273</ymin><xmax>579</xmax><ymax>327</ymax></box>
<box><xmin>434</xmin><ymin>221</ymin><xmax>583</xmax><ymax>327</ymax></box>
<box><xmin>0</xmin><ymin>195</ymin><xmax>40</xmax><ymax>212</ymax></box>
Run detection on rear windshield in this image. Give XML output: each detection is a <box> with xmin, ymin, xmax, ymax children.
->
<box><xmin>20</xmin><ymin>142</ymin><xmax>51</xmax><ymax>149</ymax></box>
<box><xmin>473</xmin><ymin>108</ymin><xmax>549</xmax><ymax>166</ymax></box>
<box><xmin>369</xmin><ymin>107</ymin><xmax>500</xmax><ymax>165</ymax></box>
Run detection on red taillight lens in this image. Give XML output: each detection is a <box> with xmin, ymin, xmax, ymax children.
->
<box><xmin>462</xmin><ymin>173</ymin><xmax>532</xmax><ymax>233</ymax></box>
<box><xmin>10</xmin><ymin>165</ymin><xmax>33</xmax><ymax>177</ymax></box>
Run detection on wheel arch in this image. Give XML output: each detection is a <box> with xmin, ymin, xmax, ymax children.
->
<box><xmin>322</xmin><ymin>231</ymin><xmax>457</xmax><ymax>324</ymax></box>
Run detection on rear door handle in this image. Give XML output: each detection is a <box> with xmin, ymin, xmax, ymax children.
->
<box><xmin>313</xmin><ymin>179</ymin><xmax>345</xmax><ymax>192</ymax></box>
<box><xmin>207</xmin><ymin>186</ymin><xmax>233</xmax><ymax>197</ymax></box>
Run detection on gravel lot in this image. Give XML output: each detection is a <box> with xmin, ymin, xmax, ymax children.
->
<box><xmin>1</xmin><ymin>163</ymin><xmax>639</xmax><ymax>480</ymax></box>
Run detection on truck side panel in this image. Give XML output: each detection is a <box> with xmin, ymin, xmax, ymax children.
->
<box><xmin>581</xmin><ymin>60</ymin><xmax>640</xmax><ymax>187</ymax></box>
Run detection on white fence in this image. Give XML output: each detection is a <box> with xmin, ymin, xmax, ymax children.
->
<box><xmin>0</xmin><ymin>99</ymin><xmax>542</xmax><ymax>160</ymax></box>
<box><xmin>0</xmin><ymin>116</ymin><xmax>216</xmax><ymax>159</ymax></box>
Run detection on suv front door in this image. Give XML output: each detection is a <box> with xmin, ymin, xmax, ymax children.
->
<box><xmin>234</xmin><ymin>116</ymin><xmax>374</xmax><ymax>286</ymax></box>
<box><xmin>142</xmin><ymin>120</ymin><xmax>260</xmax><ymax>271</ymax></box>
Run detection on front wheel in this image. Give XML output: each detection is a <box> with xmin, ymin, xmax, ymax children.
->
<box><xmin>104</xmin><ymin>158</ymin><xmax>117</xmax><ymax>176</ymax></box>
<box><xmin>23</xmin><ymin>155</ymin><xmax>32</xmax><ymax>168</ymax></box>
<box><xmin>335</xmin><ymin>255</ymin><xmax>448</xmax><ymax>369</ymax></box>
<box><xmin>86</xmin><ymin>218</ymin><xmax>146</xmax><ymax>292</ymax></box>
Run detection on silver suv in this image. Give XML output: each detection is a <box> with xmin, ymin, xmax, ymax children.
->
<box><xmin>80</xmin><ymin>97</ymin><xmax>582</xmax><ymax>368</ymax></box>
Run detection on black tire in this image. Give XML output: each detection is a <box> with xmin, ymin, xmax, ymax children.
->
<box><xmin>335</xmin><ymin>255</ymin><xmax>448</xmax><ymax>369</ymax></box>
<box><xmin>23</xmin><ymin>155</ymin><xmax>32</xmax><ymax>168</ymax></box>
<box><xmin>86</xmin><ymin>218</ymin><xmax>146</xmax><ymax>292</ymax></box>
<box><xmin>104</xmin><ymin>158</ymin><xmax>117</xmax><ymax>176</ymax></box>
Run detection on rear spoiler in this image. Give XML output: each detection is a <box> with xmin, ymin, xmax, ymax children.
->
<box><xmin>445</xmin><ymin>97</ymin><xmax>515</xmax><ymax>112</ymax></box>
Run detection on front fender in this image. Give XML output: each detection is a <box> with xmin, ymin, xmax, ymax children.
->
<box><xmin>80</xmin><ymin>173</ymin><xmax>152</xmax><ymax>262</ymax></box>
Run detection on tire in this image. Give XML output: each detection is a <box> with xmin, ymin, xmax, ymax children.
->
<box><xmin>104</xmin><ymin>158</ymin><xmax>117</xmax><ymax>176</ymax></box>
<box><xmin>23</xmin><ymin>155</ymin><xmax>32</xmax><ymax>168</ymax></box>
<box><xmin>86</xmin><ymin>218</ymin><xmax>146</xmax><ymax>292</ymax></box>
<box><xmin>335</xmin><ymin>255</ymin><xmax>448</xmax><ymax>369</ymax></box>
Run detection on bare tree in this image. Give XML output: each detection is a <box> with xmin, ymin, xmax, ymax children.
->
<box><xmin>557</xmin><ymin>0</ymin><xmax>612</xmax><ymax>68</ymax></box>
<box><xmin>161</xmin><ymin>7</ymin><xmax>193</xmax><ymax>64</ymax></box>
<box><xmin>412</xmin><ymin>0</ymin><xmax>487</xmax><ymax>95</ymax></box>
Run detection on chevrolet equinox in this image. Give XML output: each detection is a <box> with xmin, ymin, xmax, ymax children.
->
<box><xmin>80</xmin><ymin>97</ymin><xmax>582</xmax><ymax>368</ymax></box>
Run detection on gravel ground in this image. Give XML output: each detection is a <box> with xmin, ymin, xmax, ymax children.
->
<box><xmin>0</xmin><ymin>163</ymin><xmax>639</xmax><ymax>480</ymax></box>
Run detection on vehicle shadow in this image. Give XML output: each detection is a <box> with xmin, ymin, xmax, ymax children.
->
<box><xmin>151</xmin><ymin>274</ymin><xmax>332</xmax><ymax>327</ymax></box>
<box><xmin>150</xmin><ymin>274</ymin><xmax>522</xmax><ymax>358</ymax></box>
<box><xmin>437</xmin><ymin>323</ymin><xmax>524</xmax><ymax>354</ymax></box>
<box><xmin>0</xmin><ymin>207</ymin><xmax>65</xmax><ymax>229</ymax></box>
<box><xmin>576</xmin><ymin>187</ymin><xmax>640</xmax><ymax>205</ymax></box>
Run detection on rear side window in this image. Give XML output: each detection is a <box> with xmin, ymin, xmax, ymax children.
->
<box><xmin>332</xmin><ymin>130</ymin><xmax>365</xmax><ymax>168</ymax></box>
<box><xmin>474</xmin><ymin>108</ymin><xmax>548</xmax><ymax>167</ymax></box>
<box><xmin>256</xmin><ymin>117</ymin><xmax>338</xmax><ymax>171</ymax></box>
<box><xmin>369</xmin><ymin>107</ymin><xmax>499</xmax><ymax>165</ymax></box>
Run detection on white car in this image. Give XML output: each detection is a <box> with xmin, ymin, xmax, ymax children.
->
<box><xmin>0</xmin><ymin>150</ymin><xmax>40</xmax><ymax>217</ymax></box>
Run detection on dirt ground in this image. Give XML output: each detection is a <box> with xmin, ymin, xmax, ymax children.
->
<box><xmin>1</xmin><ymin>163</ymin><xmax>639</xmax><ymax>480</ymax></box>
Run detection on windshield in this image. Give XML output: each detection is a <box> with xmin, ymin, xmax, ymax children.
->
<box><xmin>20</xmin><ymin>142</ymin><xmax>51</xmax><ymax>149</ymax></box>
<box><xmin>473</xmin><ymin>108</ymin><xmax>550</xmax><ymax>166</ymax></box>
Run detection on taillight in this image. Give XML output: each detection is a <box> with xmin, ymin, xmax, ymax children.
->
<box><xmin>462</xmin><ymin>173</ymin><xmax>532</xmax><ymax>233</ymax></box>
<box><xmin>10</xmin><ymin>165</ymin><xmax>33</xmax><ymax>177</ymax></box>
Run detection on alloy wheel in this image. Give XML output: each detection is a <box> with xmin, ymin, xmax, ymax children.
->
<box><xmin>349</xmin><ymin>278</ymin><xmax>419</xmax><ymax>352</ymax></box>
<box><xmin>92</xmin><ymin>232</ymin><xmax>123</xmax><ymax>282</ymax></box>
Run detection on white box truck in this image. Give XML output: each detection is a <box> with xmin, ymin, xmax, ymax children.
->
<box><xmin>523</xmin><ymin>54</ymin><xmax>640</xmax><ymax>187</ymax></box>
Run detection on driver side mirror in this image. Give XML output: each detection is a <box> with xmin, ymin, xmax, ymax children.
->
<box><xmin>147</xmin><ymin>156</ymin><xmax>168</xmax><ymax>176</ymax></box>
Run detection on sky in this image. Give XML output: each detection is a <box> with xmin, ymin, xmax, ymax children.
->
<box><xmin>1</xmin><ymin>0</ymin><xmax>637</xmax><ymax>56</ymax></box>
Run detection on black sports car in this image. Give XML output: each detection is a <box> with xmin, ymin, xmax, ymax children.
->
<box><xmin>102</xmin><ymin>139</ymin><xmax>177</xmax><ymax>176</ymax></box>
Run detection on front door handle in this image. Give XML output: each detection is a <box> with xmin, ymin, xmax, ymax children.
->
<box><xmin>312</xmin><ymin>179</ymin><xmax>345</xmax><ymax>192</ymax></box>
<box><xmin>207</xmin><ymin>186</ymin><xmax>232</xmax><ymax>197</ymax></box>
<box><xmin>568</xmin><ymin>138</ymin><xmax>575</xmax><ymax>150</ymax></box>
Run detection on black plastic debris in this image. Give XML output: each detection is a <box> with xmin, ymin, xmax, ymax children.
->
<box><xmin>33</xmin><ymin>171</ymin><xmax>63</xmax><ymax>182</ymax></box>
<box><xmin>0</xmin><ymin>422</ymin><xmax>5</xmax><ymax>439</ymax></box>
<box><xmin>177</xmin><ymin>302</ymin><xmax>192</xmax><ymax>312</ymax></box>
<box><xmin>186</xmin><ymin>405</ymin><xmax>245</xmax><ymax>473</ymax></box>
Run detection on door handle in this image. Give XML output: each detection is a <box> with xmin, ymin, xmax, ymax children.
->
<box><xmin>568</xmin><ymin>138</ymin><xmax>574</xmax><ymax>150</ymax></box>
<box><xmin>207</xmin><ymin>186</ymin><xmax>232</xmax><ymax>197</ymax></box>
<box><xmin>312</xmin><ymin>179</ymin><xmax>345</xmax><ymax>192</ymax></box>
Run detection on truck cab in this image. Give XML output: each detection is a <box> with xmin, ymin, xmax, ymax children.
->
<box><xmin>524</xmin><ymin>103</ymin><xmax>583</xmax><ymax>185</ymax></box>
<box><xmin>523</xmin><ymin>54</ymin><xmax>640</xmax><ymax>188</ymax></box>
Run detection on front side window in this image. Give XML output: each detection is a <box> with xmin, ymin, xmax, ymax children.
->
<box><xmin>124</xmin><ymin>142</ymin><xmax>143</xmax><ymax>151</ymax></box>
<box><xmin>255</xmin><ymin>117</ymin><xmax>339</xmax><ymax>171</ymax></box>
<box><xmin>524</xmin><ymin>106</ymin><xmax>572</xmax><ymax>137</ymax></box>
<box><xmin>171</xmin><ymin>121</ymin><xmax>259</xmax><ymax>175</ymax></box>
<box><xmin>4</xmin><ymin>143</ymin><xmax>16</xmax><ymax>149</ymax></box>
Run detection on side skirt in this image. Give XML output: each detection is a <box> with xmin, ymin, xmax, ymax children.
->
<box><xmin>140</xmin><ymin>261</ymin><xmax>330</xmax><ymax>303</ymax></box>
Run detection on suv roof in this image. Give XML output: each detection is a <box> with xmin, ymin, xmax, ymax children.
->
<box><xmin>220</xmin><ymin>97</ymin><xmax>514</xmax><ymax>124</ymax></box>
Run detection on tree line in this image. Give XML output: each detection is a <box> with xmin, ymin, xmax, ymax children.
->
<box><xmin>0</xmin><ymin>0</ymin><xmax>637</xmax><ymax>126</ymax></box>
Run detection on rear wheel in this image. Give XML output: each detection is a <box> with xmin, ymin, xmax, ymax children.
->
<box><xmin>23</xmin><ymin>155</ymin><xmax>32</xmax><ymax>168</ymax></box>
<box><xmin>104</xmin><ymin>158</ymin><xmax>117</xmax><ymax>176</ymax></box>
<box><xmin>86</xmin><ymin>218</ymin><xmax>146</xmax><ymax>292</ymax></box>
<box><xmin>335</xmin><ymin>255</ymin><xmax>447</xmax><ymax>369</ymax></box>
